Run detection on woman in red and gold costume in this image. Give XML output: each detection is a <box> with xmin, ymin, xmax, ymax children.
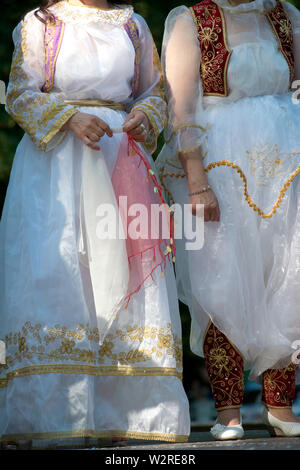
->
<box><xmin>157</xmin><ymin>0</ymin><xmax>300</xmax><ymax>440</ymax></box>
<box><xmin>0</xmin><ymin>0</ymin><xmax>190</xmax><ymax>449</ymax></box>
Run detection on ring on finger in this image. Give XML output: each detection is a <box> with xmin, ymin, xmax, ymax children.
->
<box><xmin>139</xmin><ymin>123</ymin><xmax>146</xmax><ymax>132</ymax></box>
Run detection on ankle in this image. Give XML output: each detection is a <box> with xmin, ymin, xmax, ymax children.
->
<box><xmin>266</xmin><ymin>407</ymin><xmax>300</xmax><ymax>422</ymax></box>
<box><xmin>217</xmin><ymin>409</ymin><xmax>241</xmax><ymax>426</ymax></box>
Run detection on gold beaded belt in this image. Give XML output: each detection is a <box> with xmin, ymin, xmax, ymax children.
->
<box><xmin>64</xmin><ymin>99</ymin><xmax>126</xmax><ymax>111</ymax></box>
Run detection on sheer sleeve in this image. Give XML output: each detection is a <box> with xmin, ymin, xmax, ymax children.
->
<box><xmin>162</xmin><ymin>6</ymin><xmax>208</xmax><ymax>157</ymax></box>
<box><xmin>283</xmin><ymin>1</ymin><xmax>300</xmax><ymax>81</ymax></box>
<box><xmin>5</xmin><ymin>11</ymin><xmax>78</xmax><ymax>152</ymax></box>
<box><xmin>130</xmin><ymin>14</ymin><xmax>168</xmax><ymax>154</ymax></box>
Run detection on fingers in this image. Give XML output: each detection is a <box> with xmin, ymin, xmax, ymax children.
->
<box><xmin>128</xmin><ymin>127</ymin><xmax>147</xmax><ymax>142</ymax></box>
<box><xmin>190</xmin><ymin>194</ymin><xmax>221</xmax><ymax>222</ymax></box>
<box><xmin>97</xmin><ymin>119</ymin><xmax>113</xmax><ymax>138</ymax></box>
<box><xmin>122</xmin><ymin>114</ymin><xmax>140</xmax><ymax>133</ymax></box>
<box><xmin>88</xmin><ymin>132</ymin><xmax>102</xmax><ymax>142</ymax></box>
<box><xmin>124</xmin><ymin>118</ymin><xmax>147</xmax><ymax>142</ymax></box>
<box><xmin>90</xmin><ymin>117</ymin><xmax>112</xmax><ymax>138</ymax></box>
<box><xmin>82</xmin><ymin>136</ymin><xmax>100</xmax><ymax>151</ymax></box>
<box><xmin>208</xmin><ymin>203</ymin><xmax>220</xmax><ymax>222</ymax></box>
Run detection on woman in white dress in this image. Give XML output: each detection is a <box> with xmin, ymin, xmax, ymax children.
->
<box><xmin>0</xmin><ymin>0</ymin><xmax>190</xmax><ymax>448</ymax></box>
<box><xmin>157</xmin><ymin>0</ymin><xmax>300</xmax><ymax>440</ymax></box>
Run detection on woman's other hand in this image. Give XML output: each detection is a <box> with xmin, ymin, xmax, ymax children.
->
<box><xmin>122</xmin><ymin>110</ymin><xmax>150</xmax><ymax>142</ymax></box>
<box><xmin>190</xmin><ymin>188</ymin><xmax>220</xmax><ymax>222</ymax></box>
<box><xmin>62</xmin><ymin>112</ymin><xmax>113</xmax><ymax>151</ymax></box>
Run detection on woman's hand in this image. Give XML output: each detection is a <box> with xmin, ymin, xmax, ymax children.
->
<box><xmin>122</xmin><ymin>110</ymin><xmax>150</xmax><ymax>142</ymax></box>
<box><xmin>61</xmin><ymin>112</ymin><xmax>113</xmax><ymax>151</ymax></box>
<box><xmin>190</xmin><ymin>188</ymin><xmax>220</xmax><ymax>222</ymax></box>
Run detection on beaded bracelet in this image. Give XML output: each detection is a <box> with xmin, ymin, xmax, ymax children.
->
<box><xmin>189</xmin><ymin>185</ymin><xmax>211</xmax><ymax>196</ymax></box>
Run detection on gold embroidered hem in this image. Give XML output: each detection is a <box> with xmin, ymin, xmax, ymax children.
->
<box><xmin>0</xmin><ymin>364</ymin><xmax>182</xmax><ymax>389</ymax></box>
<box><xmin>0</xmin><ymin>321</ymin><xmax>183</xmax><ymax>388</ymax></box>
<box><xmin>0</xmin><ymin>429</ymin><xmax>189</xmax><ymax>444</ymax></box>
<box><xmin>215</xmin><ymin>405</ymin><xmax>243</xmax><ymax>411</ymax></box>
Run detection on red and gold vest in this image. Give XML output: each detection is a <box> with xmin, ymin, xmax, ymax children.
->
<box><xmin>191</xmin><ymin>0</ymin><xmax>295</xmax><ymax>97</ymax></box>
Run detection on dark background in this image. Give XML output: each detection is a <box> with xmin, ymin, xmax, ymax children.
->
<box><xmin>1</xmin><ymin>0</ymin><xmax>300</xmax><ymax>419</ymax></box>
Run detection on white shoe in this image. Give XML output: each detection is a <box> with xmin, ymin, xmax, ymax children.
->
<box><xmin>210</xmin><ymin>421</ymin><xmax>244</xmax><ymax>441</ymax></box>
<box><xmin>262</xmin><ymin>407</ymin><xmax>300</xmax><ymax>437</ymax></box>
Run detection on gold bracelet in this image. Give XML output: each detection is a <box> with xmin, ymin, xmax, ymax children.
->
<box><xmin>189</xmin><ymin>185</ymin><xmax>211</xmax><ymax>196</ymax></box>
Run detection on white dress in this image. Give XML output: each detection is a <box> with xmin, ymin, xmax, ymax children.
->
<box><xmin>0</xmin><ymin>0</ymin><xmax>190</xmax><ymax>446</ymax></box>
<box><xmin>157</xmin><ymin>0</ymin><xmax>300</xmax><ymax>383</ymax></box>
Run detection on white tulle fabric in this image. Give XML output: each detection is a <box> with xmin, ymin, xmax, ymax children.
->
<box><xmin>156</xmin><ymin>0</ymin><xmax>300</xmax><ymax>382</ymax></box>
<box><xmin>0</xmin><ymin>5</ymin><xmax>190</xmax><ymax>444</ymax></box>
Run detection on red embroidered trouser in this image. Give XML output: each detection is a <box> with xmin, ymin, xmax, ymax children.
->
<box><xmin>203</xmin><ymin>322</ymin><xmax>296</xmax><ymax>410</ymax></box>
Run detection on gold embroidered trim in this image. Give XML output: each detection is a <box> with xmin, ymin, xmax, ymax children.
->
<box><xmin>203</xmin><ymin>321</ymin><xmax>244</xmax><ymax>410</ymax></box>
<box><xmin>54</xmin><ymin>1</ymin><xmax>134</xmax><ymax>26</ymax></box>
<box><xmin>0</xmin><ymin>321</ymin><xmax>183</xmax><ymax>388</ymax></box>
<box><xmin>1</xmin><ymin>429</ymin><xmax>188</xmax><ymax>443</ymax></box>
<box><xmin>133</xmin><ymin>104</ymin><xmax>160</xmax><ymax>137</ymax></box>
<box><xmin>265</xmin><ymin>2</ymin><xmax>294</xmax><ymax>88</ymax></box>
<box><xmin>261</xmin><ymin>403</ymin><xmax>292</xmax><ymax>409</ymax></box>
<box><xmin>219</xmin><ymin>6</ymin><xmax>232</xmax><ymax>97</ymax></box>
<box><xmin>64</xmin><ymin>99</ymin><xmax>126</xmax><ymax>110</ymax></box>
<box><xmin>205</xmin><ymin>160</ymin><xmax>300</xmax><ymax>218</ymax></box>
<box><xmin>165</xmin><ymin>125</ymin><xmax>207</xmax><ymax>144</ymax></box>
<box><xmin>203</xmin><ymin>320</ymin><xmax>244</xmax><ymax>359</ymax></box>
<box><xmin>190</xmin><ymin>2</ymin><xmax>233</xmax><ymax>97</ymax></box>
<box><xmin>43</xmin><ymin>21</ymin><xmax>65</xmax><ymax>93</ymax></box>
<box><xmin>0</xmin><ymin>364</ymin><xmax>182</xmax><ymax>388</ymax></box>
<box><xmin>160</xmin><ymin>160</ymin><xmax>300</xmax><ymax>219</ymax></box>
<box><xmin>6</xmin><ymin>17</ymin><xmax>77</xmax><ymax>150</ymax></box>
<box><xmin>261</xmin><ymin>363</ymin><xmax>297</xmax><ymax>407</ymax></box>
<box><xmin>39</xmin><ymin>107</ymin><xmax>78</xmax><ymax>151</ymax></box>
<box><xmin>178</xmin><ymin>145</ymin><xmax>203</xmax><ymax>155</ymax></box>
<box><xmin>215</xmin><ymin>405</ymin><xmax>243</xmax><ymax>411</ymax></box>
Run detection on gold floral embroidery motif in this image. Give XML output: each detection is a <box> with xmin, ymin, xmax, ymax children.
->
<box><xmin>265</xmin><ymin>0</ymin><xmax>294</xmax><ymax>87</ymax></box>
<box><xmin>203</xmin><ymin>322</ymin><xmax>244</xmax><ymax>410</ymax></box>
<box><xmin>262</xmin><ymin>363</ymin><xmax>297</xmax><ymax>408</ymax></box>
<box><xmin>0</xmin><ymin>322</ymin><xmax>183</xmax><ymax>387</ymax></box>
<box><xmin>190</xmin><ymin>1</ymin><xmax>232</xmax><ymax>97</ymax></box>
<box><xmin>247</xmin><ymin>143</ymin><xmax>299</xmax><ymax>186</ymax></box>
<box><xmin>55</xmin><ymin>1</ymin><xmax>134</xmax><ymax>26</ymax></box>
<box><xmin>6</xmin><ymin>16</ymin><xmax>77</xmax><ymax>150</ymax></box>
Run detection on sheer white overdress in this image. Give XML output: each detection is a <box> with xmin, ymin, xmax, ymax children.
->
<box><xmin>0</xmin><ymin>1</ymin><xmax>190</xmax><ymax>445</ymax></box>
<box><xmin>156</xmin><ymin>0</ymin><xmax>300</xmax><ymax>382</ymax></box>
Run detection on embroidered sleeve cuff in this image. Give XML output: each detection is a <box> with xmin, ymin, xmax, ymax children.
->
<box><xmin>39</xmin><ymin>107</ymin><xmax>78</xmax><ymax>152</ymax></box>
<box><xmin>132</xmin><ymin>98</ymin><xmax>168</xmax><ymax>154</ymax></box>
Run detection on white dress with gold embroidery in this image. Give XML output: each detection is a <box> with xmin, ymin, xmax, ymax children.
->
<box><xmin>156</xmin><ymin>0</ymin><xmax>300</xmax><ymax>382</ymax></box>
<box><xmin>0</xmin><ymin>1</ymin><xmax>190</xmax><ymax>445</ymax></box>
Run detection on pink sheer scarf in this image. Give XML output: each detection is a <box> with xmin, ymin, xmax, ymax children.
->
<box><xmin>112</xmin><ymin>135</ymin><xmax>175</xmax><ymax>308</ymax></box>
